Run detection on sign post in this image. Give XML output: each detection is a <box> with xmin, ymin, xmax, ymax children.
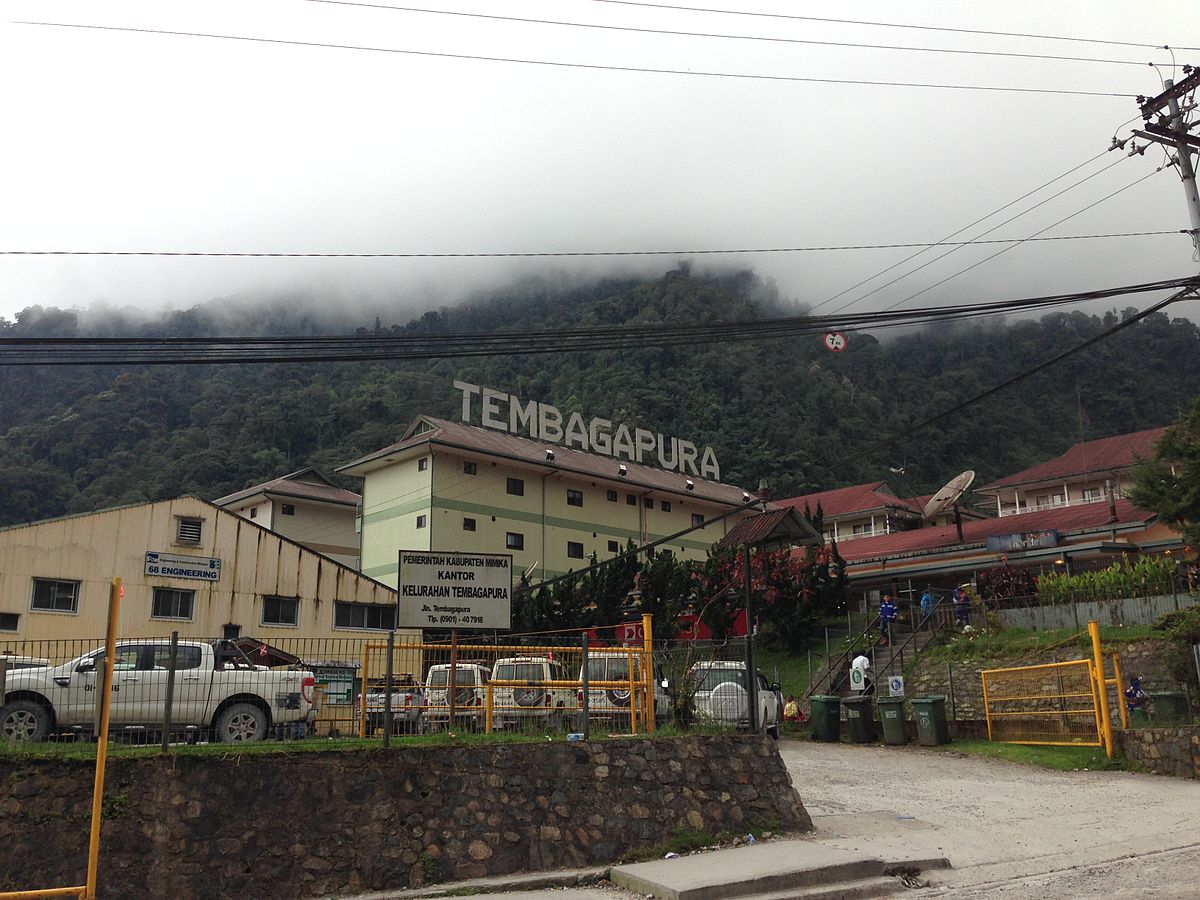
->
<box><xmin>398</xmin><ymin>550</ymin><xmax>513</xmax><ymax>631</ymax></box>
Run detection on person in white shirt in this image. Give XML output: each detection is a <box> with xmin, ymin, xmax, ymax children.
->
<box><xmin>850</xmin><ymin>653</ymin><xmax>873</xmax><ymax>695</ymax></box>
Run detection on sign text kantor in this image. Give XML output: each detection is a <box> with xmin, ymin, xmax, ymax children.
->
<box><xmin>454</xmin><ymin>380</ymin><xmax>721</xmax><ymax>480</ymax></box>
<box><xmin>398</xmin><ymin>550</ymin><xmax>512</xmax><ymax>630</ymax></box>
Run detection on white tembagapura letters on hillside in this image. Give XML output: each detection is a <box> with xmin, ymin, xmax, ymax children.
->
<box><xmin>453</xmin><ymin>380</ymin><xmax>720</xmax><ymax>480</ymax></box>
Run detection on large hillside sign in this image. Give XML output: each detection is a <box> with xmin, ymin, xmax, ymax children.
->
<box><xmin>398</xmin><ymin>550</ymin><xmax>512</xmax><ymax>630</ymax></box>
<box><xmin>454</xmin><ymin>380</ymin><xmax>721</xmax><ymax>480</ymax></box>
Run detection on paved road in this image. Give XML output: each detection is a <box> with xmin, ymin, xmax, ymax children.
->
<box><xmin>378</xmin><ymin>738</ymin><xmax>1200</xmax><ymax>898</ymax></box>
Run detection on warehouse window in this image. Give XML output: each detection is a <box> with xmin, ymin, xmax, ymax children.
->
<box><xmin>506</xmin><ymin>532</ymin><xmax>524</xmax><ymax>551</ymax></box>
<box><xmin>567</xmin><ymin>489</ymin><xmax>584</xmax><ymax>507</ymax></box>
<box><xmin>567</xmin><ymin>541</ymin><xmax>584</xmax><ymax>559</ymax></box>
<box><xmin>151</xmin><ymin>588</ymin><xmax>195</xmax><ymax>621</ymax></box>
<box><xmin>607</xmin><ymin>540</ymin><xmax>619</xmax><ymax>553</ymax></box>
<box><xmin>507</xmin><ymin>477</ymin><xmax>525</xmax><ymax>496</ymax></box>
<box><xmin>0</xmin><ymin>612</ymin><xmax>19</xmax><ymax>631</ymax></box>
<box><xmin>262</xmin><ymin>595</ymin><xmax>299</xmax><ymax>627</ymax></box>
<box><xmin>463</xmin><ymin>517</ymin><xmax>477</xmax><ymax>532</ymax></box>
<box><xmin>31</xmin><ymin>579</ymin><xmax>80</xmax><ymax>614</ymax></box>
<box><xmin>463</xmin><ymin>461</ymin><xmax>477</xmax><ymax>475</ymax></box>
<box><xmin>175</xmin><ymin>517</ymin><xmax>203</xmax><ymax>544</ymax></box>
<box><xmin>334</xmin><ymin>601</ymin><xmax>396</xmax><ymax>631</ymax></box>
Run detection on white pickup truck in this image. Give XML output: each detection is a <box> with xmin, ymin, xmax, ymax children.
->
<box><xmin>0</xmin><ymin>639</ymin><xmax>318</xmax><ymax>744</ymax></box>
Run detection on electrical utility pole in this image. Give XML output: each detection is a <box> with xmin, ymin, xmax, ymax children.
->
<box><xmin>1134</xmin><ymin>66</ymin><xmax>1200</xmax><ymax>272</ymax></box>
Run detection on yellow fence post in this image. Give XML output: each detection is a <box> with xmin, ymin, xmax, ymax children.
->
<box><xmin>642</xmin><ymin>614</ymin><xmax>655</xmax><ymax>734</ymax></box>
<box><xmin>359</xmin><ymin>644</ymin><xmax>370</xmax><ymax>739</ymax></box>
<box><xmin>1088</xmin><ymin>620</ymin><xmax>1115</xmax><ymax>758</ymax></box>
<box><xmin>84</xmin><ymin>577</ymin><xmax>122</xmax><ymax>900</ymax></box>
<box><xmin>980</xmin><ymin>671</ymin><xmax>994</xmax><ymax>741</ymax></box>
<box><xmin>484</xmin><ymin>683</ymin><xmax>493</xmax><ymax>734</ymax></box>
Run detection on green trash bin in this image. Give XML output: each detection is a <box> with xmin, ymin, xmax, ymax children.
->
<box><xmin>878</xmin><ymin>697</ymin><xmax>909</xmax><ymax>745</ymax></box>
<box><xmin>1149</xmin><ymin>691</ymin><xmax>1189</xmax><ymax>724</ymax></box>
<box><xmin>810</xmin><ymin>695</ymin><xmax>841</xmax><ymax>742</ymax></box>
<box><xmin>913</xmin><ymin>696</ymin><xmax>950</xmax><ymax>746</ymax></box>
<box><xmin>843</xmin><ymin>694</ymin><xmax>877</xmax><ymax>743</ymax></box>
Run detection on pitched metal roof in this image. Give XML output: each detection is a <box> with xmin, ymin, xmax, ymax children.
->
<box><xmin>833</xmin><ymin>498</ymin><xmax>1156</xmax><ymax>564</ymax></box>
<box><xmin>776</xmin><ymin>481</ymin><xmax>919</xmax><ymax>519</ymax></box>
<box><xmin>338</xmin><ymin>416</ymin><xmax>751</xmax><ymax>505</ymax></box>
<box><xmin>213</xmin><ymin>467</ymin><xmax>360</xmax><ymax>508</ymax></box>
<box><xmin>715</xmin><ymin>508</ymin><xmax>823</xmax><ymax>550</ymax></box>
<box><xmin>978</xmin><ymin>427</ymin><xmax>1167</xmax><ymax>492</ymax></box>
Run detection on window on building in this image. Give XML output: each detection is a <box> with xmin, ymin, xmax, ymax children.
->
<box><xmin>151</xmin><ymin>588</ymin><xmax>195</xmax><ymax>621</ymax></box>
<box><xmin>661</xmin><ymin>500</ymin><xmax>672</xmax><ymax>512</ymax></box>
<box><xmin>262</xmin><ymin>595</ymin><xmax>299</xmax><ymax>626</ymax></box>
<box><xmin>852</xmin><ymin>523</ymin><xmax>871</xmax><ymax>535</ymax></box>
<box><xmin>334</xmin><ymin>601</ymin><xmax>397</xmax><ymax>631</ymax></box>
<box><xmin>1082</xmin><ymin>487</ymin><xmax>1102</xmax><ymax>502</ymax></box>
<box><xmin>249</xmin><ymin>507</ymin><xmax>258</xmax><ymax>519</ymax></box>
<box><xmin>567</xmin><ymin>489</ymin><xmax>583</xmax><ymax>507</ymax></box>
<box><xmin>0</xmin><ymin>612</ymin><xmax>19</xmax><ymax>631</ymax></box>
<box><xmin>176</xmin><ymin>517</ymin><xmax>203</xmax><ymax>544</ymax></box>
<box><xmin>463</xmin><ymin>461</ymin><xmax>477</xmax><ymax>475</ymax></box>
<box><xmin>692</xmin><ymin>513</ymin><xmax>705</xmax><ymax>527</ymax></box>
<box><xmin>281</xmin><ymin>504</ymin><xmax>296</xmax><ymax>516</ymax></box>
<box><xmin>418</xmin><ymin>457</ymin><xmax>428</xmax><ymax>472</ymax></box>
<box><xmin>1051</xmin><ymin>494</ymin><xmax>1064</xmax><ymax>506</ymax></box>
<box><xmin>31</xmin><ymin>578</ymin><xmax>79</xmax><ymax>613</ymax></box>
<box><xmin>567</xmin><ymin>541</ymin><xmax>584</xmax><ymax>559</ymax></box>
<box><xmin>507</xmin><ymin>477</ymin><xmax>525</xmax><ymax>496</ymax></box>
<box><xmin>626</xmin><ymin>493</ymin><xmax>636</xmax><ymax>505</ymax></box>
<box><xmin>506</xmin><ymin>532</ymin><xmax>524</xmax><ymax>551</ymax></box>
<box><xmin>607</xmin><ymin>540</ymin><xmax>619</xmax><ymax>553</ymax></box>
<box><xmin>416</xmin><ymin>514</ymin><xmax>427</xmax><ymax>529</ymax></box>
<box><xmin>463</xmin><ymin>517</ymin><xmax>477</xmax><ymax>532</ymax></box>
<box><xmin>606</xmin><ymin>489</ymin><xmax>618</xmax><ymax>502</ymax></box>
<box><xmin>644</xmin><ymin>498</ymin><xmax>654</xmax><ymax>510</ymax></box>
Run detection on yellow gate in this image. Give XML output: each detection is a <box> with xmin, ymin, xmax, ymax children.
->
<box><xmin>981</xmin><ymin>658</ymin><xmax>1103</xmax><ymax>747</ymax></box>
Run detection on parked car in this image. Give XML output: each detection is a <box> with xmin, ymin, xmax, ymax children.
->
<box><xmin>688</xmin><ymin>660</ymin><xmax>782</xmax><ymax>738</ymax></box>
<box><xmin>357</xmin><ymin>673</ymin><xmax>424</xmax><ymax>735</ymax></box>
<box><xmin>0</xmin><ymin>639</ymin><xmax>318</xmax><ymax>743</ymax></box>
<box><xmin>423</xmin><ymin>662</ymin><xmax>491</xmax><ymax>731</ymax></box>
<box><xmin>490</xmin><ymin>655</ymin><xmax>575</xmax><ymax>730</ymax></box>
<box><xmin>0</xmin><ymin>655</ymin><xmax>52</xmax><ymax>671</ymax></box>
<box><xmin>578</xmin><ymin>649</ymin><xmax>670</xmax><ymax>727</ymax></box>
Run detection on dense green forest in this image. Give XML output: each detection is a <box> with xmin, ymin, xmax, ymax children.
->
<box><xmin>2</xmin><ymin>267</ymin><xmax>1198</xmax><ymax>528</ymax></box>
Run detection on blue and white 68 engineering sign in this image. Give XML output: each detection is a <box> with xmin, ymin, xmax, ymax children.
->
<box><xmin>145</xmin><ymin>551</ymin><xmax>222</xmax><ymax>581</ymax></box>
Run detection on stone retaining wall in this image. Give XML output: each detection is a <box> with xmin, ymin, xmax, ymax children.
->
<box><xmin>0</xmin><ymin>736</ymin><xmax>809</xmax><ymax>899</ymax></box>
<box><xmin>1119</xmin><ymin>725</ymin><xmax>1200</xmax><ymax>779</ymax></box>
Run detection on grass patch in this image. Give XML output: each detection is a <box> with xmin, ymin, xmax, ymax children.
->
<box><xmin>920</xmin><ymin>624</ymin><xmax>1155</xmax><ymax>664</ymax></box>
<box><xmin>928</xmin><ymin>738</ymin><xmax>1128</xmax><ymax>771</ymax></box>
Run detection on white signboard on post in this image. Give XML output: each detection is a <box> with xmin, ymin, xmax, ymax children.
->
<box><xmin>849</xmin><ymin>666</ymin><xmax>865</xmax><ymax>692</ymax></box>
<box><xmin>398</xmin><ymin>550</ymin><xmax>512</xmax><ymax>630</ymax></box>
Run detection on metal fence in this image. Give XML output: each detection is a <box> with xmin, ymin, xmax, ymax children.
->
<box><xmin>981</xmin><ymin>659</ymin><xmax>1103</xmax><ymax>746</ymax></box>
<box><xmin>0</xmin><ymin>629</ymin><xmax>766</xmax><ymax>746</ymax></box>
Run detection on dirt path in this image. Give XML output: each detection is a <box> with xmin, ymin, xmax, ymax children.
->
<box><xmin>778</xmin><ymin>739</ymin><xmax>1200</xmax><ymax>894</ymax></box>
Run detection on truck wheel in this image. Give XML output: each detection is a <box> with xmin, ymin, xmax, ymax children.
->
<box><xmin>215</xmin><ymin>703</ymin><xmax>268</xmax><ymax>744</ymax></box>
<box><xmin>1</xmin><ymin>700</ymin><xmax>51</xmax><ymax>742</ymax></box>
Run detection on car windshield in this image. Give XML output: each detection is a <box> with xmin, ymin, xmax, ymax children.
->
<box><xmin>428</xmin><ymin>668</ymin><xmax>480</xmax><ymax>687</ymax></box>
<box><xmin>494</xmin><ymin>663</ymin><xmax>543</xmax><ymax>682</ymax></box>
<box><xmin>693</xmin><ymin>668</ymin><xmax>745</xmax><ymax>692</ymax></box>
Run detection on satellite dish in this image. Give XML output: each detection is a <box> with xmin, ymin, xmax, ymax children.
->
<box><xmin>923</xmin><ymin>470</ymin><xmax>976</xmax><ymax>521</ymax></box>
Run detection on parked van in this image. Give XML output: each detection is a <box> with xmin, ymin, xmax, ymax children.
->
<box><xmin>424</xmin><ymin>662</ymin><xmax>491</xmax><ymax>731</ymax></box>
<box><xmin>490</xmin><ymin>655</ymin><xmax>574</xmax><ymax>730</ymax></box>
<box><xmin>688</xmin><ymin>660</ymin><xmax>782</xmax><ymax>738</ymax></box>
<box><xmin>578</xmin><ymin>649</ymin><xmax>670</xmax><ymax>727</ymax></box>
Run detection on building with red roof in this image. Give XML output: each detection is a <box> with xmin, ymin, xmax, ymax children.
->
<box><xmin>976</xmin><ymin>427</ymin><xmax>1167</xmax><ymax>518</ymax></box>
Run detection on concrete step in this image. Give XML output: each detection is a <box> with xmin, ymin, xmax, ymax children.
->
<box><xmin>609</xmin><ymin>841</ymin><xmax>950</xmax><ymax>900</ymax></box>
<box><xmin>736</xmin><ymin>874</ymin><xmax>905</xmax><ymax>899</ymax></box>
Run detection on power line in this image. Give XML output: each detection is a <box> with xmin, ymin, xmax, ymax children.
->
<box><xmin>581</xmin><ymin>0</ymin><xmax>1192</xmax><ymax>52</ymax></box>
<box><xmin>0</xmin><ymin>231</ymin><xmax>1180</xmax><ymax>259</ymax></box>
<box><xmin>307</xmin><ymin>0</ymin><xmax>1159</xmax><ymax>68</ymax></box>
<box><xmin>3</xmin><ymin>277</ymin><xmax>1193</xmax><ymax>366</ymax></box>
<box><xmin>17</xmin><ymin>21</ymin><xmax>1137</xmax><ymax>97</ymax></box>
<box><xmin>830</xmin><ymin>286</ymin><xmax>1198</xmax><ymax>474</ymax></box>
<box><xmin>808</xmin><ymin>149</ymin><xmax>1117</xmax><ymax>313</ymax></box>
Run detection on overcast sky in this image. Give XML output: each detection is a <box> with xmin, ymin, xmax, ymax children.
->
<box><xmin>4</xmin><ymin>1</ymin><xmax>1200</xmax><ymax>325</ymax></box>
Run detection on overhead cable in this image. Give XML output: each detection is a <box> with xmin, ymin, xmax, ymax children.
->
<box><xmin>18</xmin><ymin>21</ymin><xmax>1136</xmax><ymax>97</ymax></box>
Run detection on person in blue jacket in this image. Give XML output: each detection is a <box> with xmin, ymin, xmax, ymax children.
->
<box><xmin>879</xmin><ymin>593</ymin><xmax>898</xmax><ymax>645</ymax></box>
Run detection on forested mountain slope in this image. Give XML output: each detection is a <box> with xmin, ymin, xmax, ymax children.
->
<box><xmin>1</xmin><ymin>267</ymin><xmax>1197</xmax><ymax>527</ymax></box>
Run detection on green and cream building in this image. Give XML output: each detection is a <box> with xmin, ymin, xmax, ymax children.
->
<box><xmin>339</xmin><ymin>415</ymin><xmax>756</xmax><ymax>587</ymax></box>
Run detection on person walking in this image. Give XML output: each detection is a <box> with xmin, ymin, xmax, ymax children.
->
<box><xmin>879</xmin><ymin>593</ymin><xmax>898</xmax><ymax>645</ymax></box>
